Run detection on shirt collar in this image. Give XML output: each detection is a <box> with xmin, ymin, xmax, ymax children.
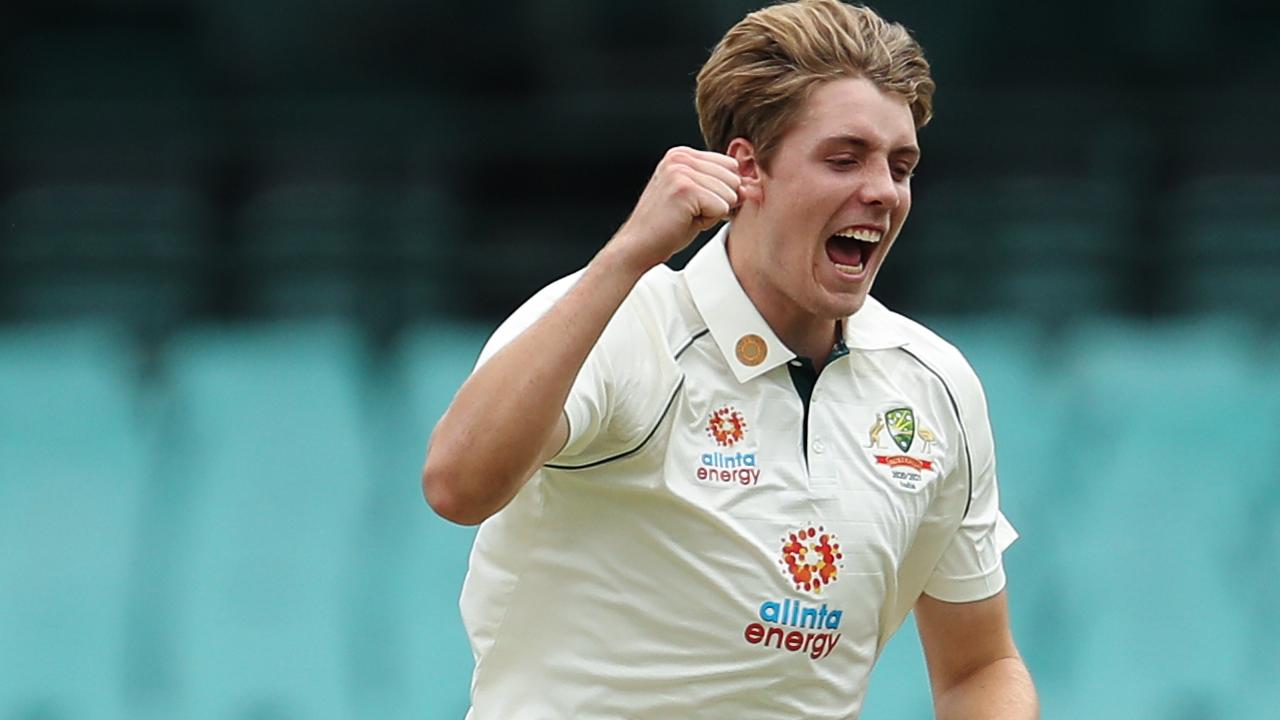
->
<box><xmin>684</xmin><ymin>224</ymin><xmax>905</xmax><ymax>383</ymax></box>
<box><xmin>842</xmin><ymin>296</ymin><xmax>904</xmax><ymax>352</ymax></box>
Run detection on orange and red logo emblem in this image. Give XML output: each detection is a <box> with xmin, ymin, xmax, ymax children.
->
<box><xmin>779</xmin><ymin>525</ymin><xmax>843</xmax><ymax>594</ymax></box>
<box><xmin>706</xmin><ymin>406</ymin><xmax>747</xmax><ymax>447</ymax></box>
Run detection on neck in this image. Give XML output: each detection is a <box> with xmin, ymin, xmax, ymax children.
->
<box><xmin>725</xmin><ymin>225</ymin><xmax>840</xmax><ymax>367</ymax></box>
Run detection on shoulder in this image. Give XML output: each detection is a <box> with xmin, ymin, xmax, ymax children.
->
<box><xmin>874</xmin><ymin>301</ymin><xmax>988</xmax><ymax>415</ymax></box>
<box><xmin>630</xmin><ymin>264</ymin><xmax>707</xmax><ymax>349</ymax></box>
<box><xmin>481</xmin><ymin>263</ymin><xmax>702</xmax><ymax>368</ymax></box>
<box><xmin>476</xmin><ymin>270</ymin><xmax>586</xmax><ymax>367</ymax></box>
<box><xmin>601</xmin><ymin>264</ymin><xmax>708</xmax><ymax>370</ymax></box>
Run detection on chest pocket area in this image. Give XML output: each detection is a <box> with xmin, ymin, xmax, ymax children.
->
<box><xmin>798</xmin><ymin>400</ymin><xmax>951</xmax><ymax>526</ymax></box>
<box><xmin>661</xmin><ymin>382</ymin><xmax>802</xmax><ymax>516</ymax></box>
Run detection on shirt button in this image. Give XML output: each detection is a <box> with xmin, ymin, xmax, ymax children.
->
<box><xmin>813</xmin><ymin>439</ymin><xmax>826</xmax><ymax>453</ymax></box>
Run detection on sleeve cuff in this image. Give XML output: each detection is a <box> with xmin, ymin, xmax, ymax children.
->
<box><xmin>923</xmin><ymin>564</ymin><xmax>1008</xmax><ymax>603</ymax></box>
<box><xmin>923</xmin><ymin>511</ymin><xmax>1018</xmax><ymax>603</ymax></box>
<box><xmin>551</xmin><ymin>407</ymin><xmax>588</xmax><ymax>463</ymax></box>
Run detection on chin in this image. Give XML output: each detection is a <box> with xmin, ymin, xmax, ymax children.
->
<box><xmin>837</xmin><ymin>295</ymin><xmax>868</xmax><ymax>318</ymax></box>
<box><xmin>812</xmin><ymin>290</ymin><xmax>868</xmax><ymax>320</ymax></box>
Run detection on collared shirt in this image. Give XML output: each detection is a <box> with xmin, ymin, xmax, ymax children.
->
<box><xmin>459</xmin><ymin>225</ymin><xmax>1017</xmax><ymax>719</ymax></box>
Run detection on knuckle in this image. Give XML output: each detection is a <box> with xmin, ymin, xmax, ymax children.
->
<box><xmin>669</xmin><ymin>169</ymin><xmax>697</xmax><ymax>191</ymax></box>
<box><xmin>663</xmin><ymin>163</ymin><xmax>690</xmax><ymax>182</ymax></box>
<box><xmin>664</xmin><ymin>146</ymin><xmax>691</xmax><ymax>163</ymax></box>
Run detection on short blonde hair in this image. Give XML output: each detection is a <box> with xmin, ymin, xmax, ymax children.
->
<box><xmin>695</xmin><ymin>0</ymin><xmax>934</xmax><ymax>168</ymax></box>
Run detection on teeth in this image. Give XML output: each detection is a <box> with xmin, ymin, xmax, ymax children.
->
<box><xmin>834</xmin><ymin>227</ymin><xmax>883</xmax><ymax>243</ymax></box>
<box><xmin>833</xmin><ymin>262</ymin><xmax>864</xmax><ymax>275</ymax></box>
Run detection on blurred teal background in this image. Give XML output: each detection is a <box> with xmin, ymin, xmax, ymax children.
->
<box><xmin>1</xmin><ymin>0</ymin><xmax>1278</xmax><ymax>718</ymax></box>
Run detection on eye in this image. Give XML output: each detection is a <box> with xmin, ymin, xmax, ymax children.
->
<box><xmin>826</xmin><ymin>156</ymin><xmax>857</xmax><ymax>170</ymax></box>
<box><xmin>892</xmin><ymin>165</ymin><xmax>916</xmax><ymax>182</ymax></box>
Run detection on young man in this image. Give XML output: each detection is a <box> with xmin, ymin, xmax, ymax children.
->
<box><xmin>423</xmin><ymin>1</ymin><xmax>1039</xmax><ymax>717</ymax></box>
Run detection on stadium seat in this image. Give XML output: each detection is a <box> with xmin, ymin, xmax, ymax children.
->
<box><xmin>460</xmin><ymin>203</ymin><xmax>616</xmax><ymax>317</ymax></box>
<box><xmin>348</xmin><ymin>321</ymin><xmax>491</xmax><ymax>719</ymax></box>
<box><xmin>1</xmin><ymin>185</ymin><xmax>208</xmax><ymax>329</ymax></box>
<box><xmin>235</xmin><ymin>181</ymin><xmax>463</xmax><ymax>325</ymax></box>
<box><xmin>0</xmin><ymin>323</ymin><xmax>147</xmax><ymax>720</ymax></box>
<box><xmin>158</xmin><ymin>321</ymin><xmax>371</xmax><ymax>720</ymax></box>
<box><xmin>384</xmin><ymin>185</ymin><xmax>468</xmax><ymax>320</ymax></box>
<box><xmin>235</xmin><ymin>182</ymin><xmax>378</xmax><ymax>320</ymax></box>
<box><xmin>1049</xmin><ymin>318</ymin><xmax>1266</xmax><ymax>719</ymax></box>
<box><xmin>1230</xmin><ymin>327</ymin><xmax>1280</xmax><ymax>716</ymax></box>
<box><xmin>901</xmin><ymin>176</ymin><xmax>1134</xmax><ymax>317</ymax></box>
<box><xmin>1167</xmin><ymin>175</ymin><xmax>1280</xmax><ymax>318</ymax></box>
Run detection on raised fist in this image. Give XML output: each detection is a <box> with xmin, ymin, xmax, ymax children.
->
<box><xmin>611</xmin><ymin>147</ymin><xmax>744</xmax><ymax>271</ymax></box>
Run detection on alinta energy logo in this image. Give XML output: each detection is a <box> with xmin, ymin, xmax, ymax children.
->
<box><xmin>741</xmin><ymin>524</ymin><xmax>845</xmax><ymax>661</ymax></box>
<box><xmin>779</xmin><ymin>525</ymin><xmax>843</xmax><ymax>593</ymax></box>
<box><xmin>696</xmin><ymin>406</ymin><xmax>759</xmax><ymax>486</ymax></box>
<box><xmin>706</xmin><ymin>406</ymin><xmax>746</xmax><ymax>447</ymax></box>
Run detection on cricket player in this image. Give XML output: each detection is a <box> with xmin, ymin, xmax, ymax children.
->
<box><xmin>423</xmin><ymin>1</ymin><xmax>1039</xmax><ymax>717</ymax></box>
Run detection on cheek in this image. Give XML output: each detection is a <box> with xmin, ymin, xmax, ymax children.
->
<box><xmin>894</xmin><ymin>188</ymin><xmax>912</xmax><ymax>224</ymax></box>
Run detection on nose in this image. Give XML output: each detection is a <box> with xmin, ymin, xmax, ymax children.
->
<box><xmin>857</xmin><ymin>160</ymin><xmax>899</xmax><ymax>209</ymax></box>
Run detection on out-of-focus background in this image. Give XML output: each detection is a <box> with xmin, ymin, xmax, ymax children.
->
<box><xmin>1</xmin><ymin>0</ymin><xmax>1278</xmax><ymax>718</ymax></box>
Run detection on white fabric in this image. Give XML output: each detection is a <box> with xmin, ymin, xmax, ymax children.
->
<box><xmin>460</xmin><ymin>225</ymin><xmax>1016</xmax><ymax>719</ymax></box>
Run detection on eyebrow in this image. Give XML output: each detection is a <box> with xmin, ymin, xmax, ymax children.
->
<box><xmin>824</xmin><ymin>134</ymin><xmax>920</xmax><ymax>161</ymax></box>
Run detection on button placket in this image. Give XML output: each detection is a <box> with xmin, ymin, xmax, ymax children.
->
<box><xmin>808</xmin><ymin>407</ymin><xmax>837</xmax><ymax>489</ymax></box>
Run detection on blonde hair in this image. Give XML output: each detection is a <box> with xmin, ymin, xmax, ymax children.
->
<box><xmin>695</xmin><ymin>0</ymin><xmax>934</xmax><ymax>168</ymax></box>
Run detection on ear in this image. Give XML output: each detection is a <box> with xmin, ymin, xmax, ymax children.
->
<box><xmin>725</xmin><ymin>137</ymin><xmax>765</xmax><ymax>207</ymax></box>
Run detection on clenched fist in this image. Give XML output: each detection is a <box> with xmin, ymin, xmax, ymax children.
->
<box><xmin>609</xmin><ymin>147</ymin><xmax>744</xmax><ymax>273</ymax></box>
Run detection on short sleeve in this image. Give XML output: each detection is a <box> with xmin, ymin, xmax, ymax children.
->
<box><xmin>474</xmin><ymin>270</ymin><xmax>674</xmax><ymax>467</ymax></box>
<box><xmin>922</xmin><ymin>373</ymin><xmax>1018</xmax><ymax>603</ymax></box>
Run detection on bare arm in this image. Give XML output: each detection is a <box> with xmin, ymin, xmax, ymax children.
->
<box><xmin>915</xmin><ymin>590</ymin><xmax>1039</xmax><ymax>720</ymax></box>
<box><xmin>422</xmin><ymin>147</ymin><xmax>744</xmax><ymax>525</ymax></box>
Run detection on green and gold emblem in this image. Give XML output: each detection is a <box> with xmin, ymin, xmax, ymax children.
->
<box><xmin>884</xmin><ymin>407</ymin><xmax>915</xmax><ymax>453</ymax></box>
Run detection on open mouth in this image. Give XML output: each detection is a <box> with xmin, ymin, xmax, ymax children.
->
<box><xmin>825</xmin><ymin>226</ymin><xmax>883</xmax><ymax>278</ymax></box>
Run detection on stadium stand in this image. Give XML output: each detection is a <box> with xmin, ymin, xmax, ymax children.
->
<box><xmin>1</xmin><ymin>0</ymin><xmax>1277</xmax><ymax>717</ymax></box>
<box><xmin>158</xmin><ymin>322</ymin><xmax>371</xmax><ymax>720</ymax></box>
<box><xmin>1167</xmin><ymin>175</ymin><xmax>1280</xmax><ymax>318</ymax></box>
<box><xmin>1050</xmin><ymin>319</ymin><xmax>1270</xmax><ymax>719</ymax></box>
<box><xmin>0</xmin><ymin>323</ymin><xmax>146</xmax><ymax>720</ymax></box>
<box><xmin>347</xmin><ymin>321</ymin><xmax>489</xmax><ymax>719</ymax></box>
<box><xmin>1</xmin><ymin>185</ymin><xmax>209</xmax><ymax>330</ymax></box>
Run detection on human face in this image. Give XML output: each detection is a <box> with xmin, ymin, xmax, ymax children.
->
<box><xmin>737</xmin><ymin>77</ymin><xmax>918</xmax><ymax>323</ymax></box>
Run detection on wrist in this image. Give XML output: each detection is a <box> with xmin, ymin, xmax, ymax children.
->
<box><xmin>592</xmin><ymin>233</ymin><xmax>660</xmax><ymax>284</ymax></box>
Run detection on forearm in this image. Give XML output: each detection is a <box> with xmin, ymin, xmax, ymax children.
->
<box><xmin>933</xmin><ymin>656</ymin><xmax>1038</xmax><ymax>720</ymax></box>
<box><xmin>423</xmin><ymin>146</ymin><xmax>743</xmax><ymax>525</ymax></box>
<box><xmin>422</xmin><ymin>243</ymin><xmax>648</xmax><ymax>524</ymax></box>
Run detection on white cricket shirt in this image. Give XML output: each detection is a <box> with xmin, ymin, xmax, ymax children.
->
<box><xmin>459</xmin><ymin>225</ymin><xmax>1017</xmax><ymax>719</ymax></box>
